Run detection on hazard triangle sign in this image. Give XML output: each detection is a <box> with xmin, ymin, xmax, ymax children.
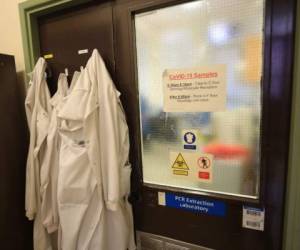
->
<box><xmin>171</xmin><ymin>153</ymin><xmax>189</xmax><ymax>176</ymax></box>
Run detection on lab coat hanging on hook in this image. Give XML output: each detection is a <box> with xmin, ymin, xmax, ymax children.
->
<box><xmin>25</xmin><ymin>49</ymin><xmax>135</xmax><ymax>250</ymax></box>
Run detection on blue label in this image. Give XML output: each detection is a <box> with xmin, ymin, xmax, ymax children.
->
<box><xmin>184</xmin><ymin>145</ymin><xmax>196</xmax><ymax>150</ymax></box>
<box><xmin>165</xmin><ymin>193</ymin><xmax>226</xmax><ymax>217</ymax></box>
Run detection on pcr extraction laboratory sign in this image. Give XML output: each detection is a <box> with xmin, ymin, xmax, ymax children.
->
<box><xmin>163</xmin><ymin>65</ymin><xmax>226</xmax><ymax>112</ymax></box>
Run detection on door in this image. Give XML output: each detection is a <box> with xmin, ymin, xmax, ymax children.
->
<box><xmin>35</xmin><ymin>0</ymin><xmax>295</xmax><ymax>249</ymax></box>
<box><xmin>38</xmin><ymin>1</ymin><xmax>115</xmax><ymax>95</ymax></box>
<box><xmin>113</xmin><ymin>0</ymin><xmax>295</xmax><ymax>249</ymax></box>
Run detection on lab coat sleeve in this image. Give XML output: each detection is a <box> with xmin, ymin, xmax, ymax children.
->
<box><xmin>99</xmin><ymin>84</ymin><xmax>121</xmax><ymax>211</ymax></box>
<box><xmin>24</xmin><ymin>78</ymin><xmax>38</xmax><ymax>221</ymax></box>
<box><xmin>25</xmin><ymin>152</ymin><xmax>35</xmax><ymax>220</ymax></box>
<box><xmin>25</xmin><ymin>58</ymin><xmax>49</xmax><ymax>221</ymax></box>
<box><xmin>25</xmin><ymin>82</ymin><xmax>34</xmax><ymax>129</ymax></box>
<box><xmin>88</xmin><ymin>49</ymin><xmax>124</xmax><ymax>211</ymax></box>
<box><xmin>40</xmin><ymin>124</ymin><xmax>59</xmax><ymax>233</ymax></box>
<box><xmin>25</xmin><ymin>118</ymin><xmax>38</xmax><ymax>220</ymax></box>
<box><xmin>24</xmin><ymin>86</ymin><xmax>36</xmax><ymax>220</ymax></box>
<box><xmin>92</xmin><ymin>51</ymin><xmax>121</xmax><ymax>211</ymax></box>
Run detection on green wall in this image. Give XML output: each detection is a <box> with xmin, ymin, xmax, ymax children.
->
<box><xmin>283</xmin><ymin>1</ymin><xmax>300</xmax><ymax>249</ymax></box>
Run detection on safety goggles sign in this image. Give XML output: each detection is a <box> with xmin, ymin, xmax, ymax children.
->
<box><xmin>158</xmin><ymin>192</ymin><xmax>226</xmax><ymax>217</ymax></box>
<box><xmin>170</xmin><ymin>151</ymin><xmax>213</xmax><ymax>183</ymax></box>
<box><xmin>163</xmin><ymin>65</ymin><xmax>227</xmax><ymax>112</ymax></box>
<box><xmin>182</xmin><ymin>129</ymin><xmax>198</xmax><ymax>150</ymax></box>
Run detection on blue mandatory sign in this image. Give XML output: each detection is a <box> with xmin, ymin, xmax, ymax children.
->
<box><xmin>165</xmin><ymin>193</ymin><xmax>226</xmax><ymax>217</ymax></box>
<box><xmin>183</xmin><ymin>131</ymin><xmax>196</xmax><ymax>150</ymax></box>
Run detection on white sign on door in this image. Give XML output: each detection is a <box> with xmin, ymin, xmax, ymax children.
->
<box><xmin>242</xmin><ymin>206</ymin><xmax>265</xmax><ymax>231</ymax></box>
<box><xmin>163</xmin><ymin>65</ymin><xmax>227</xmax><ymax>112</ymax></box>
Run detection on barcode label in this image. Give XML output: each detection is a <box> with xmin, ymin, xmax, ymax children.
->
<box><xmin>243</xmin><ymin>206</ymin><xmax>265</xmax><ymax>231</ymax></box>
<box><xmin>246</xmin><ymin>210</ymin><xmax>261</xmax><ymax>216</ymax></box>
<box><xmin>246</xmin><ymin>221</ymin><xmax>261</xmax><ymax>228</ymax></box>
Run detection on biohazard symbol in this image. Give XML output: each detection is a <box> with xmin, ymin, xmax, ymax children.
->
<box><xmin>172</xmin><ymin>153</ymin><xmax>189</xmax><ymax>176</ymax></box>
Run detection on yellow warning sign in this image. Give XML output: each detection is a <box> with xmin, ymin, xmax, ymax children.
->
<box><xmin>171</xmin><ymin>153</ymin><xmax>189</xmax><ymax>176</ymax></box>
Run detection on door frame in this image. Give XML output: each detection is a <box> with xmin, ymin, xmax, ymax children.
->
<box><xmin>19</xmin><ymin>0</ymin><xmax>299</xmax><ymax>249</ymax></box>
<box><xmin>19</xmin><ymin>0</ymin><xmax>94</xmax><ymax>74</ymax></box>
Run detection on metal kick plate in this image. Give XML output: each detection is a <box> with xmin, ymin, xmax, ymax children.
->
<box><xmin>136</xmin><ymin>231</ymin><xmax>214</xmax><ymax>250</ymax></box>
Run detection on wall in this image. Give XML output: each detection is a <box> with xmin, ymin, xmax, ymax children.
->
<box><xmin>283</xmin><ymin>0</ymin><xmax>300</xmax><ymax>249</ymax></box>
<box><xmin>0</xmin><ymin>0</ymin><xmax>27</xmax><ymax>74</ymax></box>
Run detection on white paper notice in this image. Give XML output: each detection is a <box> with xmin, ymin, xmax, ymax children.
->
<box><xmin>158</xmin><ymin>192</ymin><xmax>166</xmax><ymax>206</ymax></box>
<box><xmin>163</xmin><ymin>65</ymin><xmax>226</xmax><ymax>112</ymax></box>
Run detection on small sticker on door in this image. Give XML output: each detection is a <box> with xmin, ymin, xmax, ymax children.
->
<box><xmin>242</xmin><ymin>206</ymin><xmax>265</xmax><ymax>231</ymax></box>
<box><xmin>197</xmin><ymin>155</ymin><xmax>213</xmax><ymax>183</ymax></box>
<box><xmin>78</xmin><ymin>49</ymin><xmax>89</xmax><ymax>55</ymax></box>
<box><xmin>158</xmin><ymin>192</ymin><xmax>166</xmax><ymax>206</ymax></box>
<box><xmin>182</xmin><ymin>129</ymin><xmax>198</xmax><ymax>150</ymax></box>
<box><xmin>169</xmin><ymin>152</ymin><xmax>213</xmax><ymax>183</ymax></box>
<box><xmin>171</xmin><ymin>153</ymin><xmax>189</xmax><ymax>176</ymax></box>
<box><xmin>44</xmin><ymin>54</ymin><xmax>54</xmax><ymax>59</ymax></box>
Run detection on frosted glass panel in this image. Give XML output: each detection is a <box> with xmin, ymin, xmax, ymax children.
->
<box><xmin>135</xmin><ymin>0</ymin><xmax>264</xmax><ymax>198</ymax></box>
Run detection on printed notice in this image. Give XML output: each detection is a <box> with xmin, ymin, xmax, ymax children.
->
<box><xmin>163</xmin><ymin>65</ymin><xmax>226</xmax><ymax>112</ymax></box>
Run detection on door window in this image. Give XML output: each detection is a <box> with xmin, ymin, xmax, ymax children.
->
<box><xmin>134</xmin><ymin>0</ymin><xmax>264</xmax><ymax>199</ymax></box>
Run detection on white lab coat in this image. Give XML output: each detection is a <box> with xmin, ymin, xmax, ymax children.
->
<box><xmin>25</xmin><ymin>58</ymin><xmax>53</xmax><ymax>250</ymax></box>
<box><xmin>40</xmin><ymin>73</ymin><xmax>70</xmax><ymax>234</ymax></box>
<box><xmin>26</xmin><ymin>50</ymin><xmax>135</xmax><ymax>250</ymax></box>
<box><xmin>39</xmin><ymin>72</ymin><xmax>82</xmax><ymax>250</ymax></box>
<box><xmin>91</xmin><ymin>51</ymin><xmax>135</xmax><ymax>250</ymax></box>
<box><xmin>88</xmin><ymin>49</ymin><xmax>135</xmax><ymax>250</ymax></box>
<box><xmin>56</xmin><ymin>49</ymin><xmax>135</xmax><ymax>250</ymax></box>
